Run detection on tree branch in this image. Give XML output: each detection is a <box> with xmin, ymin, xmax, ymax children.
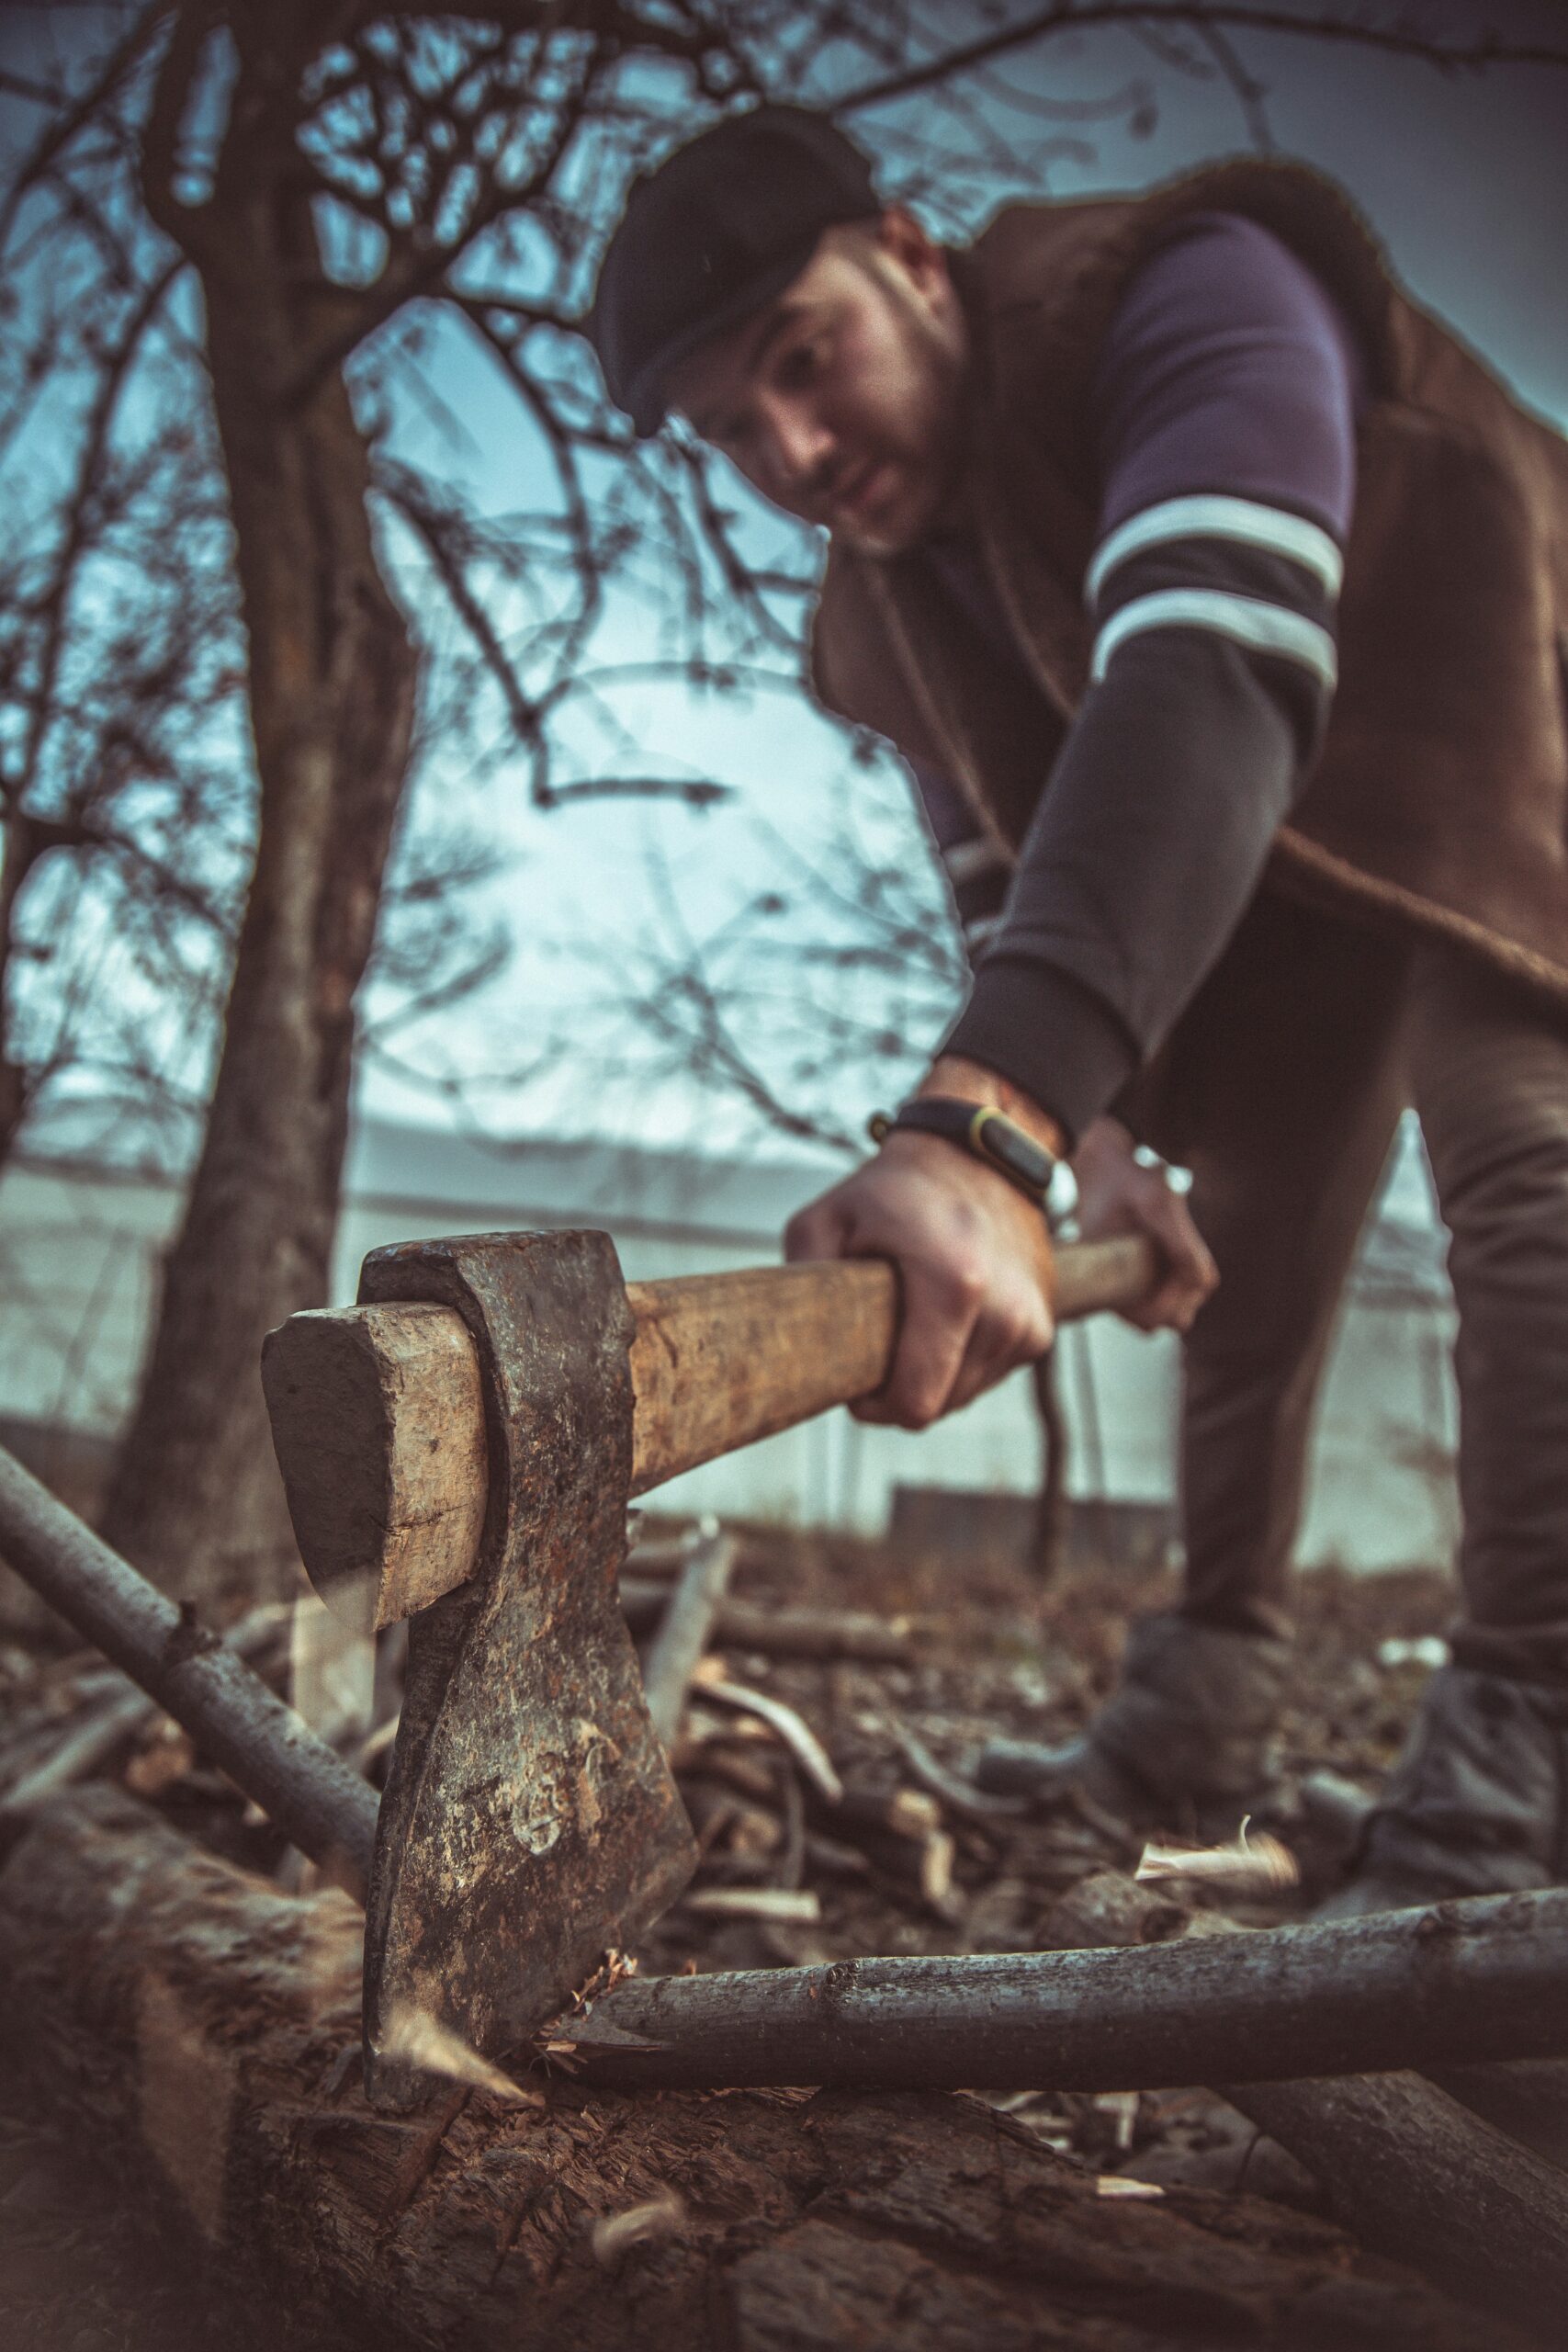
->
<box><xmin>835</xmin><ymin>5</ymin><xmax>1568</xmax><ymax>117</ymax></box>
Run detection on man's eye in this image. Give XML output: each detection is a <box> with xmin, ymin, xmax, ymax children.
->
<box><xmin>778</xmin><ymin>339</ymin><xmax>822</xmax><ymax>388</ymax></box>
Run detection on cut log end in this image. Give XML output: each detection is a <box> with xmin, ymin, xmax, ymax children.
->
<box><xmin>261</xmin><ymin>1302</ymin><xmax>487</xmax><ymax>1630</ymax></box>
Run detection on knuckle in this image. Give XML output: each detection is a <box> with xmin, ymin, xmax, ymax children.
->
<box><xmin>941</xmin><ymin>1250</ymin><xmax>989</xmax><ymax>1309</ymax></box>
<box><xmin>900</xmin><ymin>1387</ymin><xmax>942</xmax><ymax>1431</ymax></box>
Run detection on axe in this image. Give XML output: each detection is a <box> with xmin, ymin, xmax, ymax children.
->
<box><xmin>261</xmin><ymin>1228</ymin><xmax>1156</xmax><ymax>2104</ymax></box>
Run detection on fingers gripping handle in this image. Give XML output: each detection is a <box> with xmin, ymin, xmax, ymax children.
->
<box><xmin>265</xmin><ymin>1234</ymin><xmax>1160</xmax><ymax>1630</ymax></box>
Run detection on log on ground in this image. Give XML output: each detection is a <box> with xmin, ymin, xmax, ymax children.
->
<box><xmin>1230</xmin><ymin>2073</ymin><xmax>1568</xmax><ymax>2346</ymax></box>
<box><xmin>0</xmin><ymin>1788</ymin><xmax>1523</xmax><ymax>2352</ymax></box>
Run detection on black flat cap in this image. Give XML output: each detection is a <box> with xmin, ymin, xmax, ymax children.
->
<box><xmin>590</xmin><ymin>106</ymin><xmax>881</xmax><ymax>435</ymax></box>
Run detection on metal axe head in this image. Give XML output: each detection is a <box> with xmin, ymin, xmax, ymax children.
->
<box><xmin>345</xmin><ymin>1228</ymin><xmax>696</xmax><ymax>2108</ymax></box>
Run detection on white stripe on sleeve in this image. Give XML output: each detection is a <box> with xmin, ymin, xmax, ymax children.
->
<box><xmin>1089</xmin><ymin>589</ymin><xmax>1338</xmax><ymax>687</ymax></box>
<box><xmin>942</xmin><ymin>836</ymin><xmax>1010</xmax><ymax>886</ymax></box>
<box><xmin>1085</xmin><ymin>494</ymin><xmax>1344</xmax><ymax>608</ymax></box>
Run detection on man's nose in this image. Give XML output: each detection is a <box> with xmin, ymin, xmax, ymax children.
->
<box><xmin>761</xmin><ymin>400</ymin><xmax>835</xmax><ymax>500</ymax></box>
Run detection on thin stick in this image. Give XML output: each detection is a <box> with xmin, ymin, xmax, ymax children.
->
<box><xmin>884</xmin><ymin>1715</ymin><xmax>1027</xmax><ymax>1826</ymax></box>
<box><xmin>621</xmin><ymin>1586</ymin><xmax>917</xmax><ymax>1663</ymax></box>
<box><xmin>694</xmin><ymin>1676</ymin><xmax>843</xmax><ymax>1806</ymax></box>
<box><xmin>0</xmin><ymin>1447</ymin><xmax>377</xmax><ymax>1897</ymax></box>
<box><xmin>640</xmin><ymin>1526</ymin><xmax>738</xmax><ymax>1747</ymax></box>
<box><xmin>560</xmin><ymin>1887</ymin><xmax>1568</xmax><ymax>2092</ymax></box>
<box><xmin>0</xmin><ymin>1687</ymin><xmax>152</xmax><ymax>1815</ymax></box>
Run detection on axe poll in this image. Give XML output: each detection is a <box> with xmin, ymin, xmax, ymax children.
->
<box><xmin>261</xmin><ymin>1230</ymin><xmax>1155</xmax><ymax>2105</ymax></box>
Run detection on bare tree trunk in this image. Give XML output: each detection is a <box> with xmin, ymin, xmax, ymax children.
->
<box><xmin>101</xmin><ymin>164</ymin><xmax>417</xmax><ymax>1606</ymax></box>
<box><xmin>0</xmin><ymin>811</ymin><xmax>38</xmax><ymax>1163</ymax></box>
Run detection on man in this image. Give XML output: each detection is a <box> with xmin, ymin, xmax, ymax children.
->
<box><xmin>589</xmin><ymin>106</ymin><xmax>1568</xmax><ymax>1912</ymax></box>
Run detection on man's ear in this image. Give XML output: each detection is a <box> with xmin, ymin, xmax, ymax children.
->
<box><xmin>874</xmin><ymin>204</ymin><xmax>948</xmax><ymax>294</ymax></box>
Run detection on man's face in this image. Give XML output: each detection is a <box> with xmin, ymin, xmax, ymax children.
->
<box><xmin>669</xmin><ymin>210</ymin><xmax>971</xmax><ymax>557</ymax></box>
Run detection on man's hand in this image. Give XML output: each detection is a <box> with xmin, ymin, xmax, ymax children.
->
<box><xmin>784</xmin><ymin>1057</ymin><xmax>1057</xmax><ymax>1430</ymax></box>
<box><xmin>1072</xmin><ymin>1116</ymin><xmax>1217</xmax><ymax>1333</ymax></box>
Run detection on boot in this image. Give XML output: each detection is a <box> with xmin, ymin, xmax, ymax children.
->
<box><xmin>976</xmin><ymin>1611</ymin><xmax>1291</xmax><ymax>1830</ymax></box>
<box><xmin>1316</xmin><ymin>1663</ymin><xmax>1568</xmax><ymax>1917</ymax></box>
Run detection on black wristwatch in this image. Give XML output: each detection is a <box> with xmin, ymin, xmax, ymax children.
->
<box><xmin>868</xmin><ymin>1095</ymin><xmax>1057</xmax><ymax>1210</ymax></box>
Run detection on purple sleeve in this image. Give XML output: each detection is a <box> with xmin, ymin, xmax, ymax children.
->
<box><xmin>1092</xmin><ymin>211</ymin><xmax>1364</xmax><ymax>539</ymax></box>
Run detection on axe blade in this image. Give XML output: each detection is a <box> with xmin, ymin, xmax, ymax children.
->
<box><xmin>355</xmin><ymin>1228</ymin><xmax>696</xmax><ymax>2109</ymax></box>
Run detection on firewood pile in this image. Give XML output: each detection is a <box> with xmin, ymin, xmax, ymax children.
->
<box><xmin>0</xmin><ymin>1521</ymin><xmax>1547</xmax><ymax>2351</ymax></box>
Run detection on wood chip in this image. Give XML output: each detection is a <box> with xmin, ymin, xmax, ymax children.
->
<box><xmin>357</xmin><ymin>1712</ymin><xmax>400</xmax><ymax>1774</ymax></box>
<box><xmin>1134</xmin><ymin>1820</ymin><xmax>1300</xmax><ymax>1894</ymax></box>
<box><xmin>591</xmin><ymin>2188</ymin><xmax>685</xmax><ymax>2264</ymax></box>
<box><xmin>723</xmin><ymin>1804</ymin><xmax>783</xmax><ymax>1860</ymax></box>
<box><xmin>123</xmin><ymin>1724</ymin><xmax>197</xmax><ymax>1797</ymax></box>
<box><xmin>919</xmin><ymin>1828</ymin><xmax>959</xmax><ymax>1917</ymax></box>
<box><xmin>378</xmin><ymin>2004</ymin><xmax>544</xmax><ymax>2104</ymax></box>
<box><xmin>1095</xmin><ymin>2090</ymin><xmax>1141</xmax><ymax>2151</ymax></box>
<box><xmin>1096</xmin><ymin>2174</ymin><xmax>1166</xmax><ymax>2199</ymax></box>
<box><xmin>682</xmin><ymin>1887</ymin><xmax>822</xmax><ymax>1923</ymax></box>
<box><xmin>886</xmin><ymin>1786</ymin><xmax>942</xmax><ymax>1839</ymax></box>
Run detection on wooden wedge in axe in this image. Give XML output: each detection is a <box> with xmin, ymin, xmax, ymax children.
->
<box><xmin>260</xmin><ymin>1227</ymin><xmax>1156</xmax><ymax>2103</ymax></box>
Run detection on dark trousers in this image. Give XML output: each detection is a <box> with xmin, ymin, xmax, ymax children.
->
<box><xmin>1176</xmin><ymin>899</ymin><xmax>1568</xmax><ymax>1685</ymax></box>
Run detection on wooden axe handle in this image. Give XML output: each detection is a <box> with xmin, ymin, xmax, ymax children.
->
<box><xmin>627</xmin><ymin>1234</ymin><xmax>1156</xmax><ymax>1494</ymax></box>
<box><xmin>263</xmin><ymin>1235</ymin><xmax>1157</xmax><ymax>1630</ymax></box>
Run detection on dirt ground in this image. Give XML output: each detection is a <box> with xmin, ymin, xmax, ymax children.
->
<box><xmin>0</xmin><ymin>1525</ymin><xmax>1461</xmax><ymax>2348</ymax></box>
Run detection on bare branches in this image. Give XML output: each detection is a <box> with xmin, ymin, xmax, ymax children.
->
<box><xmin>5</xmin><ymin>254</ymin><xmax>184</xmax><ymax>809</ymax></box>
<box><xmin>136</xmin><ymin>0</ymin><xmax>216</xmax><ymax>248</ymax></box>
<box><xmin>836</xmin><ymin>6</ymin><xmax>1568</xmax><ymax>119</ymax></box>
<box><xmin>0</xmin><ymin>0</ymin><xmax>171</xmax><ymax>256</ymax></box>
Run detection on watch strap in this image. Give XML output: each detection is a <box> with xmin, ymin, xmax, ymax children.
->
<box><xmin>868</xmin><ymin>1096</ymin><xmax>1057</xmax><ymax>1207</ymax></box>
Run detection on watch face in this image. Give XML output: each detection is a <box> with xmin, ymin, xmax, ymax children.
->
<box><xmin>967</xmin><ymin>1106</ymin><xmax>1053</xmax><ymax>1200</ymax></box>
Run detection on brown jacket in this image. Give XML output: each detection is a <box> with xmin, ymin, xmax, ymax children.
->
<box><xmin>809</xmin><ymin>161</ymin><xmax>1568</xmax><ymax>1108</ymax></box>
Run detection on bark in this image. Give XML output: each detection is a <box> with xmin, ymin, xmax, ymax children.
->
<box><xmin>1428</xmin><ymin>2058</ymin><xmax>1568</xmax><ymax>2167</ymax></box>
<box><xmin>101</xmin><ymin>41</ymin><xmax>417</xmax><ymax>1608</ymax></box>
<box><xmin>561</xmin><ymin>1888</ymin><xmax>1568</xmax><ymax>2091</ymax></box>
<box><xmin>0</xmin><ymin>1444</ymin><xmax>377</xmax><ymax>1892</ymax></box>
<box><xmin>0</xmin><ymin>1787</ymin><xmax>1525</xmax><ymax>2352</ymax></box>
<box><xmin>1229</xmin><ymin>2075</ymin><xmax>1568</xmax><ymax>2346</ymax></box>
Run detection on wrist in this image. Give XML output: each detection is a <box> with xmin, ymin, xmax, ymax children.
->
<box><xmin>875</xmin><ymin>1088</ymin><xmax>1059</xmax><ymax>1220</ymax></box>
<box><xmin>919</xmin><ymin>1056</ymin><xmax>1066</xmax><ymax>1159</ymax></box>
<box><xmin>1071</xmin><ymin>1114</ymin><xmax>1136</xmax><ymax>1175</ymax></box>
